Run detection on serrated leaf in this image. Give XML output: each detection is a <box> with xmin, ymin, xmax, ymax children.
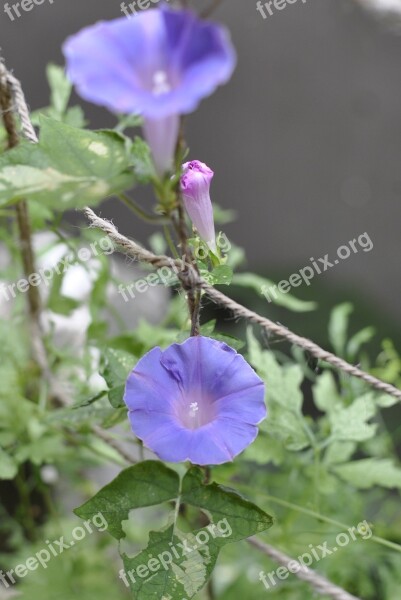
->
<box><xmin>333</xmin><ymin>459</ymin><xmax>401</xmax><ymax>489</ymax></box>
<box><xmin>248</xmin><ymin>329</ymin><xmax>303</xmax><ymax>412</ymax></box>
<box><xmin>313</xmin><ymin>371</ymin><xmax>342</xmax><ymax>413</ymax></box>
<box><xmin>247</xmin><ymin>329</ymin><xmax>309</xmax><ymax>451</ymax></box>
<box><xmin>329</xmin><ymin>394</ymin><xmax>377</xmax><ymax>442</ymax></box>
<box><xmin>240</xmin><ymin>430</ymin><xmax>285</xmax><ymax>466</ymax></box>
<box><xmin>0</xmin><ymin>117</ymin><xmax>135</xmax><ymax>209</ymax></box>
<box><xmin>121</xmin><ymin>467</ymin><xmax>273</xmax><ymax>599</ymax></box>
<box><xmin>0</xmin><ymin>447</ymin><xmax>18</xmax><ymax>480</ymax></box>
<box><xmin>266</xmin><ymin>404</ymin><xmax>310</xmax><ymax>451</ymax></box>
<box><xmin>15</xmin><ymin>435</ymin><xmax>67</xmax><ymax>466</ymax></box>
<box><xmin>47</xmin><ymin>64</ymin><xmax>72</xmax><ymax>115</ymax></box>
<box><xmin>347</xmin><ymin>326</ymin><xmax>376</xmax><ymax>359</ymax></box>
<box><xmin>376</xmin><ymin>394</ymin><xmax>399</xmax><ymax>408</ymax></box>
<box><xmin>130</xmin><ymin>136</ymin><xmax>155</xmax><ymax>183</ymax></box>
<box><xmin>233</xmin><ymin>273</ymin><xmax>317</xmax><ymax>312</ymax></box>
<box><xmin>328</xmin><ymin>303</ymin><xmax>353</xmax><ymax>356</ymax></box>
<box><xmin>74</xmin><ymin>462</ymin><xmax>180</xmax><ymax>539</ymax></box>
<box><xmin>324</xmin><ymin>441</ymin><xmax>356</xmax><ymax>465</ymax></box>
<box><xmin>209</xmin><ymin>265</ymin><xmax>233</xmax><ymax>286</ymax></box>
<box><xmin>103</xmin><ymin>348</ymin><xmax>136</xmax><ymax>408</ymax></box>
<box><xmin>181</xmin><ymin>468</ymin><xmax>273</xmax><ymax>539</ymax></box>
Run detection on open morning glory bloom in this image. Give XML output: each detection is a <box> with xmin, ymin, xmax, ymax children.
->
<box><xmin>181</xmin><ymin>160</ymin><xmax>216</xmax><ymax>252</ymax></box>
<box><xmin>63</xmin><ymin>8</ymin><xmax>236</xmax><ymax>175</ymax></box>
<box><xmin>124</xmin><ymin>336</ymin><xmax>266</xmax><ymax>465</ymax></box>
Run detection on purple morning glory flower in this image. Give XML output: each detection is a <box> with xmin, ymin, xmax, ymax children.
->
<box><xmin>124</xmin><ymin>336</ymin><xmax>266</xmax><ymax>465</ymax></box>
<box><xmin>63</xmin><ymin>8</ymin><xmax>236</xmax><ymax>175</ymax></box>
<box><xmin>181</xmin><ymin>160</ymin><xmax>216</xmax><ymax>252</ymax></box>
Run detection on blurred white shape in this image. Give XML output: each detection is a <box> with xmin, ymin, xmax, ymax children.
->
<box><xmin>40</xmin><ymin>465</ymin><xmax>59</xmax><ymax>485</ymax></box>
<box><xmin>355</xmin><ymin>0</ymin><xmax>401</xmax><ymax>16</ymax></box>
<box><xmin>0</xmin><ymin>231</ymin><xmax>169</xmax><ymax>398</ymax></box>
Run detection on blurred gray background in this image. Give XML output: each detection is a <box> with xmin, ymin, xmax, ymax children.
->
<box><xmin>1</xmin><ymin>0</ymin><xmax>400</xmax><ymax>335</ymax></box>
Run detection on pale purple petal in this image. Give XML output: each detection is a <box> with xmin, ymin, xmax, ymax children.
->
<box><xmin>63</xmin><ymin>9</ymin><xmax>236</xmax><ymax>119</ymax></box>
<box><xmin>143</xmin><ymin>114</ymin><xmax>180</xmax><ymax>176</ymax></box>
<box><xmin>124</xmin><ymin>347</ymin><xmax>179</xmax><ymax>414</ymax></box>
<box><xmin>124</xmin><ymin>336</ymin><xmax>266</xmax><ymax>465</ymax></box>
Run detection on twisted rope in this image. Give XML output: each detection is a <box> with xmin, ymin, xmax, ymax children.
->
<box><xmin>0</xmin><ymin>59</ymin><xmax>136</xmax><ymax>466</ymax></box>
<box><xmin>83</xmin><ymin>207</ymin><xmax>401</xmax><ymax>402</ymax></box>
<box><xmin>0</xmin><ymin>60</ymin><xmax>38</xmax><ymax>143</ymax></box>
<box><xmin>0</xmin><ymin>59</ymin><xmax>374</xmax><ymax>600</ymax></box>
<box><xmin>249</xmin><ymin>538</ymin><xmax>361</xmax><ymax>600</ymax></box>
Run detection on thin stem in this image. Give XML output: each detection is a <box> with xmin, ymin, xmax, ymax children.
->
<box><xmin>0</xmin><ymin>68</ymin><xmax>41</xmax><ymax>325</ymax></box>
<box><xmin>169</xmin><ymin>121</ymin><xmax>202</xmax><ymax>336</ymax></box>
<box><xmin>118</xmin><ymin>193</ymin><xmax>169</xmax><ymax>225</ymax></box>
<box><xmin>228</xmin><ymin>482</ymin><xmax>401</xmax><ymax>554</ymax></box>
<box><xmin>163</xmin><ymin>224</ymin><xmax>180</xmax><ymax>259</ymax></box>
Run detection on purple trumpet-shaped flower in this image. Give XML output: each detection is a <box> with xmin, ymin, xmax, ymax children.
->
<box><xmin>124</xmin><ymin>336</ymin><xmax>266</xmax><ymax>465</ymax></box>
<box><xmin>63</xmin><ymin>9</ymin><xmax>236</xmax><ymax>176</ymax></box>
<box><xmin>181</xmin><ymin>160</ymin><xmax>216</xmax><ymax>252</ymax></box>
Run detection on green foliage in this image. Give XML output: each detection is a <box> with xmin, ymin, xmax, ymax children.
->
<box><xmin>233</xmin><ymin>272</ymin><xmax>317</xmax><ymax>312</ymax></box>
<box><xmin>31</xmin><ymin>64</ymin><xmax>86</xmax><ymax>127</ymax></box>
<box><xmin>103</xmin><ymin>348</ymin><xmax>137</xmax><ymax>408</ymax></box>
<box><xmin>75</xmin><ymin>462</ymin><xmax>180</xmax><ymax>539</ymax></box>
<box><xmin>0</xmin><ymin>117</ymin><xmax>136</xmax><ymax>209</ymax></box>
<box><xmin>75</xmin><ymin>463</ymin><xmax>272</xmax><ymax>599</ymax></box>
<box><xmin>1</xmin><ymin>58</ymin><xmax>401</xmax><ymax>600</ymax></box>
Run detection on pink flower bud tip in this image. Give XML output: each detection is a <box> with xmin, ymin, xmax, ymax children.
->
<box><xmin>180</xmin><ymin>160</ymin><xmax>216</xmax><ymax>253</ymax></box>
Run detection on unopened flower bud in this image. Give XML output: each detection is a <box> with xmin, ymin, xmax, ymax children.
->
<box><xmin>180</xmin><ymin>160</ymin><xmax>216</xmax><ymax>252</ymax></box>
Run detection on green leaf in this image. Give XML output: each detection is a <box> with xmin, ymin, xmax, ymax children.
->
<box><xmin>247</xmin><ymin>328</ymin><xmax>309</xmax><ymax>451</ymax></box>
<box><xmin>329</xmin><ymin>394</ymin><xmax>377</xmax><ymax>442</ymax></box>
<box><xmin>200</xmin><ymin>264</ymin><xmax>233</xmax><ymax>286</ymax></box>
<box><xmin>47</xmin><ymin>64</ymin><xmax>72</xmax><ymax>115</ymax></box>
<box><xmin>199</xmin><ymin>321</ymin><xmax>244</xmax><ymax>350</ymax></box>
<box><xmin>328</xmin><ymin>303</ymin><xmax>353</xmax><ymax>356</ymax></box>
<box><xmin>266</xmin><ymin>404</ymin><xmax>310</xmax><ymax>451</ymax></box>
<box><xmin>181</xmin><ymin>468</ymin><xmax>273</xmax><ymax>539</ymax></box>
<box><xmin>233</xmin><ymin>272</ymin><xmax>317</xmax><ymax>312</ymax></box>
<box><xmin>122</xmin><ymin>468</ymin><xmax>273</xmax><ymax>600</ymax></box>
<box><xmin>347</xmin><ymin>326</ymin><xmax>376</xmax><ymax>359</ymax></box>
<box><xmin>15</xmin><ymin>434</ymin><xmax>67</xmax><ymax>466</ymax></box>
<box><xmin>376</xmin><ymin>394</ymin><xmax>399</xmax><ymax>408</ymax></box>
<box><xmin>130</xmin><ymin>136</ymin><xmax>155</xmax><ymax>183</ymax></box>
<box><xmin>324</xmin><ymin>441</ymin><xmax>356</xmax><ymax>465</ymax></box>
<box><xmin>248</xmin><ymin>329</ymin><xmax>303</xmax><ymax>412</ymax></box>
<box><xmin>0</xmin><ymin>447</ymin><xmax>18</xmax><ymax>480</ymax></box>
<box><xmin>0</xmin><ymin>117</ymin><xmax>136</xmax><ymax>209</ymax></box>
<box><xmin>239</xmin><ymin>430</ymin><xmax>285</xmax><ymax>466</ymax></box>
<box><xmin>333</xmin><ymin>459</ymin><xmax>401</xmax><ymax>489</ymax></box>
<box><xmin>74</xmin><ymin>463</ymin><xmax>272</xmax><ymax>599</ymax></box>
<box><xmin>103</xmin><ymin>348</ymin><xmax>136</xmax><ymax>408</ymax></box>
<box><xmin>313</xmin><ymin>371</ymin><xmax>342</xmax><ymax>413</ymax></box>
<box><xmin>74</xmin><ymin>462</ymin><xmax>180</xmax><ymax>539</ymax></box>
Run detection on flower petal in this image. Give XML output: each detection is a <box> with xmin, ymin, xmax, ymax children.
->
<box><xmin>63</xmin><ymin>9</ymin><xmax>236</xmax><ymax>119</ymax></box>
<box><xmin>160</xmin><ymin>336</ymin><xmax>237</xmax><ymax>394</ymax></box>
<box><xmin>124</xmin><ymin>347</ymin><xmax>180</xmax><ymax>414</ymax></box>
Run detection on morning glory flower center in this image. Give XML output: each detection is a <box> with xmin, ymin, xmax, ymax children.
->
<box><xmin>152</xmin><ymin>70</ymin><xmax>171</xmax><ymax>95</ymax></box>
<box><xmin>177</xmin><ymin>395</ymin><xmax>216</xmax><ymax>430</ymax></box>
